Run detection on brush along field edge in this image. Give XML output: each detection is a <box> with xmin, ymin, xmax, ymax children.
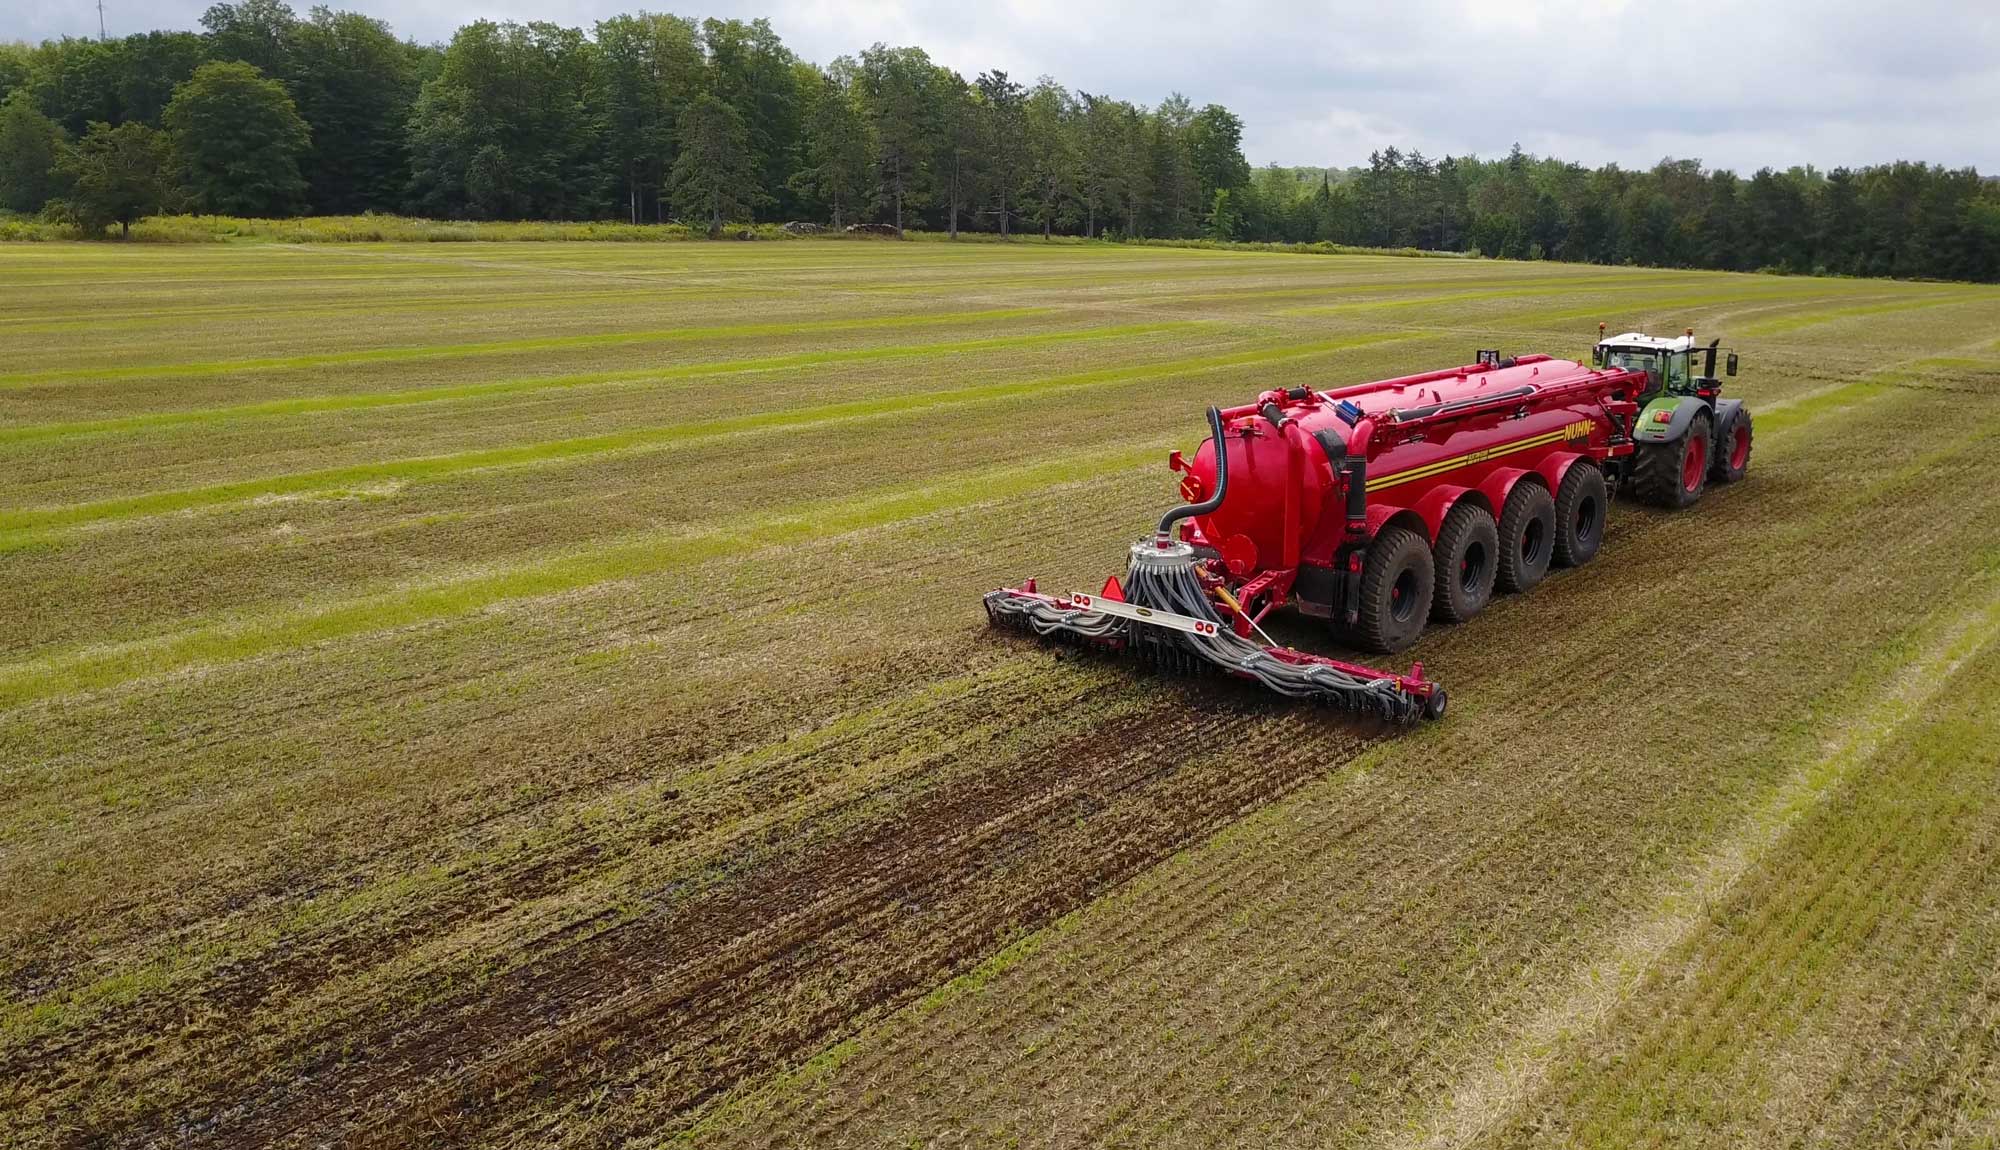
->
<box><xmin>0</xmin><ymin>333</ymin><xmax>1410</xmax><ymax>541</ymax></box>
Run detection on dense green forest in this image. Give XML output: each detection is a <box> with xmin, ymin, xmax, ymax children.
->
<box><xmin>2</xmin><ymin>2</ymin><xmax>1998</xmax><ymax>280</ymax></box>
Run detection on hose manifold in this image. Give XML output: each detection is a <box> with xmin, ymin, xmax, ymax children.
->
<box><xmin>1129</xmin><ymin>538</ymin><xmax>1196</xmax><ymax>573</ymax></box>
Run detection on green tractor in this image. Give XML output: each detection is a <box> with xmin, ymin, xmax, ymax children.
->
<box><xmin>1592</xmin><ymin>326</ymin><xmax>1752</xmax><ymax>508</ymax></box>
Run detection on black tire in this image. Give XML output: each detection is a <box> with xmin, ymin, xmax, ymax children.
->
<box><xmin>1633</xmin><ymin>411</ymin><xmax>1713</xmax><ymax>508</ymax></box>
<box><xmin>1355</xmin><ymin>525</ymin><xmax>1434</xmax><ymax>654</ymax></box>
<box><xmin>1431</xmin><ymin>502</ymin><xmax>1498</xmax><ymax>623</ymax></box>
<box><xmin>1553</xmin><ymin>462</ymin><xmax>1607</xmax><ymax>567</ymax></box>
<box><xmin>1710</xmin><ymin>409</ymin><xmax>1752</xmax><ymax>483</ymax></box>
<box><xmin>1495</xmin><ymin>481</ymin><xmax>1556</xmax><ymax>593</ymax></box>
<box><xmin>1423</xmin><ymin>688</ymin><xmax>1448</xmax><ymax>721</ymax></box>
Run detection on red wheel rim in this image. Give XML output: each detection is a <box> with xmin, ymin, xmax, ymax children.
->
<box><xmin>1683</xmin><ymin>434</ymin><xmax>1707</xmax><ymax>492</ymax></box>
<box><xmin>1730</xmin><ymin>424</ymin><xmax>1750</xmax><ymax>469</ymax></box>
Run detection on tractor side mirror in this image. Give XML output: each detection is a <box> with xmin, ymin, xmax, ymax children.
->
<box><xmin>1725</xmin><ymin>352</ymin><xmax>1739</xmax><ymax>377</ymax></box>
<box><xmin>1591</xmin><ymin>345</ymin><xmax>1606</xmax><ymax>367</ymax></box>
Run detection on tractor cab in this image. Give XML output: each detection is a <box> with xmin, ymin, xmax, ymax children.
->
<box><xmin>1591</xmin><ymin>327</ymin><xmax>1738</xmax><ymax>403</ymax></box>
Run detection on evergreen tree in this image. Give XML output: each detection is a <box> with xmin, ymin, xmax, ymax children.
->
<box><xmin>974</xmin><ymin>70</ymin><xmax>1024</xmax><ymax>237</ymax></box>
<box><xmin>700</xmin><ymin>18</ymin><xmax>801</xmax><ymax>221</ymax></box>
<box><xmin>1021</xmin><ymin>78</ymin><xmax>1077</xmax><ymax>239</ymax></box>
<box><xmin>595</xmin><ymin>12</ymin><xmax>702</xmax><ymax>223</ymax></box>
<box><xmin>791</xmin><ymin>67</ymin><xmax>870</xmax><ymax>228</ymax></box>
<box><xmin>930</xmin><ymin>67</ymin><xmax>979</xmax><ymax>238</ymax></box>
<box><xmin>855</xmin><ymin>44</ymin><xmax>932</xmax><ymax>236</ymax></box>
<box><xmin>669</xmin><ymin>91</ymin><xmax>759</xmax><ymax>236</ymax></box>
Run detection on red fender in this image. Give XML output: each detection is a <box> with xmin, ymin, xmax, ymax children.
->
<box><xmin>1536</xmin><ymin>450</ymin><xmax>1587</xmax><ymax>493</ymax></box>
<box><xmin>1477</xmin><ymin>466</ymin><xmax>1534</xmax><ymax>516</ymax></box>
<box><xmin>1406</xmin><ymin>484</ymin><xmax>1473</xmax><ymax>540</ymax></box>
<box><xmin>1363</xmin><ymin>502</ymin><xmax>1429</xmax><ymax>540</ymax></box>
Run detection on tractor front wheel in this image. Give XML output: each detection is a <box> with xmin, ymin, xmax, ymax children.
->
<box><xmin>1431</xmin><ymin>503</ymin><xmax>1498</xmax><ymax>623</ymax></box>
<box><xmin>1634</xmin><ymin>411</ymin><xmax>1713</xmax><ymax>508</ymax></box>
<box><xmin>1710</xmin><ymin>409</ymin><xmax>1753</xmax><ymax>483</ymax></box>
<box><xmin>1553</xmin><ymin>463</ymin><xmax>1607</xmax><ymax>567</ymax></box>
<box><xmin>1355</xmin><ymin>525</ymin><xmax>1434</xmax><ymax>654</ymax></box>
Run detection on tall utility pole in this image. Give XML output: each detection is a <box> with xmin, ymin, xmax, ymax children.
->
<box><xmin>97</xmin><ymin>0</ymin><xmax>107</xmax><ymax>40</ymax></box>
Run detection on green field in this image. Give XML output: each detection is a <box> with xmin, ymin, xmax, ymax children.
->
<box><xmin>4</xmin><ymin>240</ymin><xmax>2000</xmax><ymax>1148</ymax></box>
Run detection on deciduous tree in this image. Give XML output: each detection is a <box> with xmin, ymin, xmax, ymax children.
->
<box><xmin>163</xmin><ymin>60</ymin><xmax>310</xmax><ymax>215</ymax></box>
<box><xmin>0</xmin><ymin>89</ymin><xmax>66</xmax><ymax>213</ymax></box>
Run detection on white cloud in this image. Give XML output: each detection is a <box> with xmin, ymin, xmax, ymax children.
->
<box><xmin>8</xmin><ymin>0</ymin><xmax>1997</xmax><ymax>172</ymax></box>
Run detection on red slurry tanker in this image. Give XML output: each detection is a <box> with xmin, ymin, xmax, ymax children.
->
<box><xmin>985</xmin><ymin>330</ymin><xmax>1751</xmax><ymax>722</ymax></box>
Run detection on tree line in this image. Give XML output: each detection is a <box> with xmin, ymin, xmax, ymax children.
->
<box><xmin>1</xmin><ymin>3</ymin><xmax>1997</xmax><ymax>281</ymax></box>
<box><xmin>1255</xmin><ymin>149</ymin><xmax>2000</xmax><ymax>282</ymax></box>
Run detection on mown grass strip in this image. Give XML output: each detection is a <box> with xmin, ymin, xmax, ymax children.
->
<box><xmin>1388</xmin><ymin>573</ymin><xmax>2000</xmax><ymax>1150</ymax></box>
<box><xmin>0</xmin><ymin>307</ymin><xmax>1056</xmax><ymax>390</ymax></box>
<box><xmin>1736</xmin><ymin>293</ymin><xmax>1993</xmax><ymax>337</ymax></box>
<box><xmin>1268</xmin><ymin>278</ymin><xmax>1793</xmax><ymax>319</ymax></box>
<box><xmin>0</xmin><ymin>321</ymin><xmax>1203</xmax><ymax>445</ymax></box>
<box><xmin>0</xmin><ymin>440</ymin><xmax>1174</xmax><ymax>707</ymax></box>
<box><xmin>0</xmin><ymin>333</ymin><xmax>1404</xmax><ymax>542</ymax></box>
<box><xmin>0</xmin><ymin>283</ymin><xmax>799</xmax><ymax>336</ymax></box>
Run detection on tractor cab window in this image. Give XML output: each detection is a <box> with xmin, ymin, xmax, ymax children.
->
<box><xmin>1664</xmin><ymin>350</ymin><xmax>1691</xmax><ymax>392</ymax></box>
<box><xmin>1603</xmin><ymin>348</ymin><xmax>1663</xmax><ymax>393</ymax></box>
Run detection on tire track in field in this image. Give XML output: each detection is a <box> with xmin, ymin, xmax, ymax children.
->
<box><xmin>0</xmin><ymin>487</ymin><xmax>1150</xmax><ymax>1030</ymax></box>
<box><xmin>0</xmin><ymin>307</ymin><xmax>1054</xmax><ymax>391</ymax></box>
<box><xmin>103</xmin><ymin>678</ymin><xmax>1385</xmax><ymax>1148</ymax></box>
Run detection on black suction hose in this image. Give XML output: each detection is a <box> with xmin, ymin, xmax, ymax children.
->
<box><xmin>1157</xmin><ymin>406</ymin><xmax>1228</xmax><ymax>541</ymax></box>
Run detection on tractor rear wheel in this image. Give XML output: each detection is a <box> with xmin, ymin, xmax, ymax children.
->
<box><xmin>1553</xmin><ymin>463</ymin><xmax>1607</xmax><ymax>567</ymax></box>
<box><xmin>1431</xmin><ymin>503</ymin><xmax>1498</xmax><ymax>623</ymax></box>
<box><xmin>1355</xmin><ymin>525</ymin><xmax>1434</xmax><ymax>654</ymax></box>
<box><xmin>1496</xmin><ymin>481</ymin><xmax>1555</xmax><ymax>593</ymax></box>
<box><xmin>1634</xmin><ymin>411</ymin><xmax>1713</xmax><ymax>508</ymax></box>
<box><xmin>1710</xmin><ymin>409</ymin><xmax>1753</xmax><ymax>483</ymax></box>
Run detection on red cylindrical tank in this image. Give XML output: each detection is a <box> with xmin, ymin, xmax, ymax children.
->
<box><xmin>1177</xmin><ymin>355</ymin><xmax>1641</xmax><ymax>577</ymax></box>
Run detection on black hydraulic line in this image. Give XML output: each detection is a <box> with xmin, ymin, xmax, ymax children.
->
<box><xmin>1157</xmin><ymin>406</ymin><xmax>1229</xmax><ymax>540</ymax></box>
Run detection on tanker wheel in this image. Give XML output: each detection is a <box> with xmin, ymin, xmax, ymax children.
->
<box><xmin>1633</xmin><ymin>411</ymin><xmax>1712</xmax><ymax>508</ymax></box>
<box><xmin>1496</xmin><ymin>481</ymin><xmax>1556</xmax><ymax>594</ymax></box>
<box><xmin>1431</xmin><ymin>503</ymin><xmax>1498</xmax><ymax>624</ymax></box>
<box><xmin>1553</xmin><ymin>462</ymin><xmax>1607</xmax><ymax>567</ymax></box>
<box><xmin>1710</xmin><ymin>410</ymin><xmax>1753</xmax><ymax>483</ymax></box>
<box><xmin>1355</xmin><ymin>525</ymin><xmax>1434</xmax><ymax>654</ymax></box>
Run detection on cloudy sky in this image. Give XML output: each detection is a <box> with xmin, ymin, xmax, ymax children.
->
<box><xmin>8</xmin><ymin>0</ymin><xmax>1998</xmax><ymax>172</ymax></box>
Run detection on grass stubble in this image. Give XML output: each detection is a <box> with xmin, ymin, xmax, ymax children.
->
<box><xmin>1</xmin><ymin>239</ymin><xmax>1998</xmax><ymax>1148</ymax></box>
